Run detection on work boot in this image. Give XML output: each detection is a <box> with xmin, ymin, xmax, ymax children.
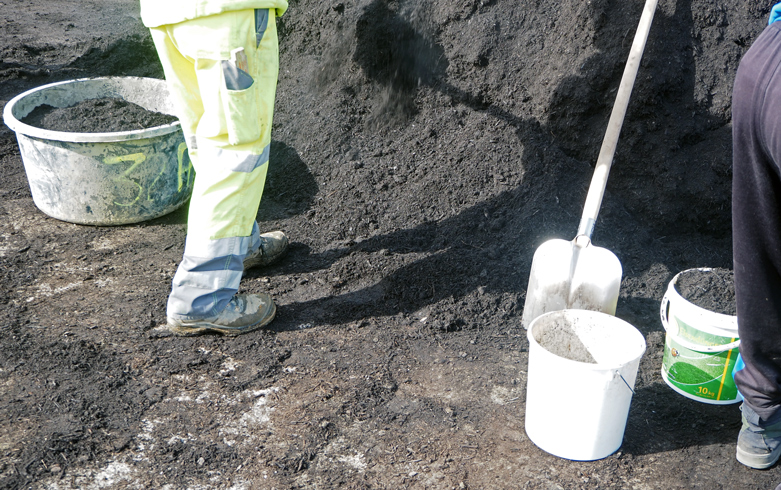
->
<box><xmin>166</xmin><ymin>293</ymin><xmax>276</xmax><ymax>337</ymax></box>
<box><xmin>244</xmin><ymin>230</ymin><xmax>288</xmax><ymax>269</ymax></box>
<box><xmin>736</xmin><ymin>403</ymin><xmax>781</xmax><ymax>469</ymax></box>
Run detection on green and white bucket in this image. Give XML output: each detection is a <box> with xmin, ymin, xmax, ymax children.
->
<box><xmin>660</xmin><ymin>268</ymin><xmax>740</xmax><ymax>405</ymax></box>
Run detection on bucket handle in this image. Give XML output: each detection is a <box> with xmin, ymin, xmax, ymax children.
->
<box><xmin>616</xmin><ymin>371</ymin><xmax>636</xmax><ymax>395</ymax></box>
<box><xmin>660</xmin><ymin>293</ymin><xmax>672</xmax><ymax>333</ymax></box>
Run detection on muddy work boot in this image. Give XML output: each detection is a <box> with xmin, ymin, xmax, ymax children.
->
<box><xmin>244</xmin><ymin>230</ymin><xmax>289</xmax><ymax>269</ymax></box>
<box><xmin>736</xmin><ymin>403</ymin><xmax>781</xmax><ymax>469</ymax></box>
<box><xmin>167</xmin><ymin>293</ymin><xmax>276</xmax><ymax>337</ymax></box>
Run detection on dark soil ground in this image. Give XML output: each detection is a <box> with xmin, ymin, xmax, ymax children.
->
<box><xmin>0</xmin><ymin>0</ymin><xmax>777</xmax><ymax>488</ymax></box>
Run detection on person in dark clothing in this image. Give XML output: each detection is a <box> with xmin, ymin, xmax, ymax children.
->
<box><xmin>731</xmin><ymin>2</ymin><xmax>781</xmax><ymax>470</ymax></box>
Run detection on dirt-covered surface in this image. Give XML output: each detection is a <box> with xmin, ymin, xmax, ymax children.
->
<box><xmin>534</xmin><ymin>322</ymin><xmax>597</xmax><ymax>365</ymax></box>
<box><xmin>675</xmin><ymin>267</ymin><xmax>736</xmax><ymax>316</ymax></box>
<box><xmin>1</xmin><ymin>0</ymin><xmax>778</xmax><ymax>488</ymax></box>
<box><xmin>20</xmin><ymin>98</ymin><xmax>178</xmax><ymax>133</ymax></box>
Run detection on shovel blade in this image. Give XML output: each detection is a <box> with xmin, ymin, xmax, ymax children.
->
<box><xmin>521</xmin><ymin>238</ymin><xmax>622</xmax><ymax>329</ymax></box>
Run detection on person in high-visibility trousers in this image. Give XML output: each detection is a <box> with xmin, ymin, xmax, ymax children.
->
<box><xmin>139</xmin><ymin>2</ymin><xmax>289</xmax><ymax>336</ymax></box>
<box><xmin>732</xmin><ymin>2</ymin><xmax>781</xmax><ymax>472</ymax></box>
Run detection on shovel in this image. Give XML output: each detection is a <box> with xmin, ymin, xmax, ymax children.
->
<box><xmin>521</xmin><ymin>0</ymin><xmax>659</xmax><ymax>329</ymax></box>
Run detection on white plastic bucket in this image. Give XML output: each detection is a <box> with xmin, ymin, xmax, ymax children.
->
<box><xmin>2</xmin><ymin>77</ymin><xmax>193</xmax><ymax>225</ymax></box>
<box><xmin>525</xmin><ymin>309</ymin><xmax>646</xmax><ymax>461</ymax></box>
<box><xmin>660</xmin><ymin>268</ymin><xmax>740</xmax><ymax>404</ymax></box>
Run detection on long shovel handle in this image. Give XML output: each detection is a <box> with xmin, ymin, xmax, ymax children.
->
<box><xmin>577</xmin><ymin>0</ymin><xmax>659</xmax><ymax>239</ymax></box>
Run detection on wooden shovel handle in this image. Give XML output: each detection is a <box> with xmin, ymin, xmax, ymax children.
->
<box><xmin>577</xmin><ymin>0</ymin><xmax>659</xmax><ymax>238</ymax></box>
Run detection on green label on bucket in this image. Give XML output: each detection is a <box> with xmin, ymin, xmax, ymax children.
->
<box><xmin>661</xmin><ymin>329</ymin><xmax>738</xmax><ymax>403</ymax></box>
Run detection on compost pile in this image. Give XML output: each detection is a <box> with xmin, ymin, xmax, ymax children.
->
<box><xmin>1</xmin><ymin>0</ymin><xmax>777</xmax><ymax>489</ymax></box>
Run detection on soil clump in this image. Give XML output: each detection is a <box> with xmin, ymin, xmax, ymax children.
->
<box><xmin>20</xmin><ymin>97</ymin><xmax>178</xmax><ymax>133</ymax></box>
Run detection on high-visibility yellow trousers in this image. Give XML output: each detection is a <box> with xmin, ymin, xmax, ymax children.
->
<box><xmin>149</xmin><ymin>9</ymin><xmax>279</xmax><ymax>320</ymax></box>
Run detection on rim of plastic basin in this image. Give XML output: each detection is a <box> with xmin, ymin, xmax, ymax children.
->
<box><xmin>2</xmin><ymin>77</ymin><xmax>181</xmax><ymax>144</ymax></box>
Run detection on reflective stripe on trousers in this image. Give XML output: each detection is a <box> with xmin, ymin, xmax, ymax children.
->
<box><xmin>149</xmin><ymin>9</ymin><xmax>279</xmax><ymax>319</ymax></box>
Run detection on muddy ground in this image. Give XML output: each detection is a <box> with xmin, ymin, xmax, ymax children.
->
<box><xmin>0</xmin><ymin>0</ymin><xmax>778</xmax><ymax>488</ymax></box>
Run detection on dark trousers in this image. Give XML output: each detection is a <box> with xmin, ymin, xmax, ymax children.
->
<box><xmin>732</xmin><ymin>21</ymin><xmax>781</xmax><ymax>423</ymax></box>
